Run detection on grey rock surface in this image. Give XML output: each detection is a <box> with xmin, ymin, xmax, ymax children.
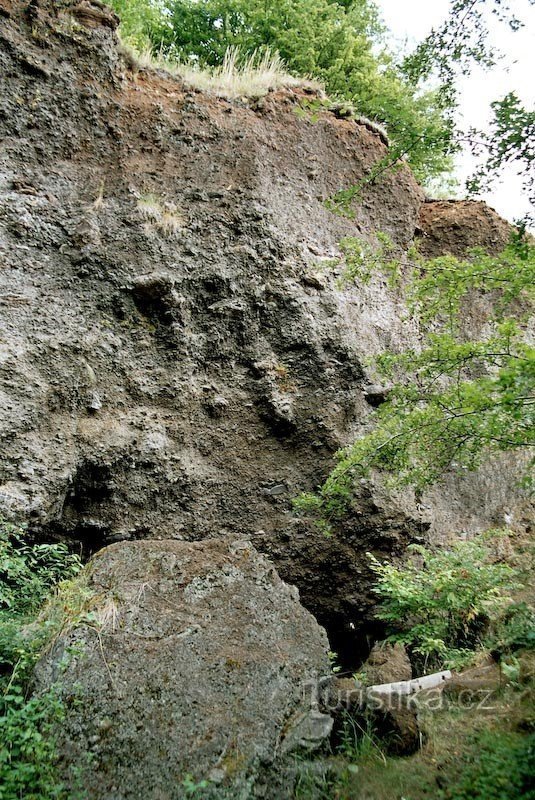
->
<box><xmin>0</xmin><ymin>0</ymin><xmax>530</xmax><ymax>655</ymax></box>
<box><xmin>35</xmin><ymin>537</ymin><xmax>332</xmax><ymax>799</ymax></box>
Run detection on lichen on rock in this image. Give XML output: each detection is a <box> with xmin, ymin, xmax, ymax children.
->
<box><xmin>35</xmin><ymin>537</ymin><xmax>332</xmax><ymax>798</ymax></box>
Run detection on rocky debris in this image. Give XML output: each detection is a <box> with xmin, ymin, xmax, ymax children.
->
<box><xmin>72</xmin><ymin>1</ymin><xmax>119</xmax><ymax>30</ymax></box>
<box><xmin>363</xmin><ymin>383</ymin><xmax>391</xmax><ymax>407</ymax></box>
<box><xmin>330</xmin><ymin>674</ymin><xmax>422</xmax><ymax>757</ymax></box>
<box><xmin>35</xmin><ymin>538</ymin><xmax>332</xmax><ymax>799</ymax></box>
<box><xmin>360</xmin><ymin>641</ymin><xmax>412</xmax><ymax>686</ymax></box>
<box><xmin>369</xmin><ymin>695</ymin><xmax>421</xmax><ymax>756</ymax></box>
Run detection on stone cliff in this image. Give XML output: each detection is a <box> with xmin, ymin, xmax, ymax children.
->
<box><xmin>0</xmin><ymin>0</ymin><xmax>528</xmax><ymax>664</ymax></box>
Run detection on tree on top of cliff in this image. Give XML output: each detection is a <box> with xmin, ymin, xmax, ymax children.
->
<box><xmin>108</xmin><ymin>0</ymin><xmax>456</xmax><ymax>185</ymax></box>
<box><xmin>402</xmin><ymin>0</ymin><xmax>535</xmax><ymax>210</ymax></box>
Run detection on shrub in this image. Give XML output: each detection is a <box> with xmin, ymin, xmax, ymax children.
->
<box><xmin>368</xmin><ymin>534</ymin><xmax>520</xmax><ymax>669</ymax></box>
<box><xmin>0</xmin><ymin>519</ymin><xmax>83</xmax><ymax>800</ymax></box>
<box><xmin>442</xmin><ymin>730</ymin><xmax>535</xmax><ymax>800</ymax></box>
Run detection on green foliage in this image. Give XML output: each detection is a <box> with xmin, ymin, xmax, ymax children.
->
<box><xmin>467</xmin><ymin>92</ymin><xmax>535</xmax><ymax>207</ymax></box>
<box><xmin>107</xmin><ymin>0</ymin><xmax>454</xmax><ymax>184</ymax></box>
<box><xmin>486</xmin><ymin>601</ymin><xmax>535</xmax><ymax>656</ymax></box>
<box><xmin>181</xmin><ymin>773</ymin><xmax>211</xmax><ymax>795</ymax></box>
<box><xmin>402</xmin><ymin>0</ymin><xmax>534</xmax><ymax>208</ymax></box>
<box><xmin>0</xmin><ymin>688</ymin><xmax>67</xmax><ymax>800</ymax></box>
<box><xmin>336</xmin><ymin>711</ymin><xmax>385</xmax><ymax>763</ymax></box>
<box><xmin>402</xmin><ymin>0</ymin><xmax>525</xmax><ymax>89</ymax></box>
<box><xmin>293</xmin><ymin>764</ymin><xmax>342</xmax><ymax>800</ymax></box>
<box><xmin>368</xmin><ymin>535</ymin><xmax>519</xmax><ymax>669</ymax></box>
<box><xmin>0</xmin><ymin>518</ymin><xmax>83</xmax><ymax>800</ymax></box>
<box><xmin>336</xmin><ymin>231</ymin><xmax>399</xmax><ymax>283</ymax></box>
<box><xmin>442</xmin><ymin>729</ymin><xmax>535</xmax><ymax>800</ymax></box>
<box><xmin>296</xmin><ymin>231</ymin><xmax>534</xmax><ymax>524</ymax></box>
<box><xmin>0</xmin><ymin>522</ymin><xmax>80</xmax><ymax>617</ymax></box>
<box><xmin>108</xmin><ymin>0</ymin><xmax>170</xmax><ymax>51</ymax></box>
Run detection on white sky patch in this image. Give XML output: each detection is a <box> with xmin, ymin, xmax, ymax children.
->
<box><xmin>375</xmin><ymin>0</ymin><xmax>535</xmax><ymax>222</ymax></box>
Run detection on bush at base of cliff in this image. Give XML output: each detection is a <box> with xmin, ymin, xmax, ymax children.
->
<box><xmin>0</xmin><ymin>519</ymin><xmax>83</xmax><ymax>800</ymax></box>
<box><xmin>368</xmin><ymin>534</ymin><xmax>520</xmax><ymax>670</ymax></box>
<box><xmin>443</xmin><ymin>730</ymin><xmax>535</xmax><ymax>800</ymax></box>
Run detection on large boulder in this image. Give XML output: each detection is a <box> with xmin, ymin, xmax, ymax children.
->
<box><xmin>35</xmin><ymin>538</ymin><xmax>332</xmax><ymax>799</ymax></box>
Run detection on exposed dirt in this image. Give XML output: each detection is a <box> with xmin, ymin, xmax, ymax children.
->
<box><xmin>417</xmin><ymin>198</ymin><xmax>512</xmax><ymax>258</ymax></box>
<box><xmin>0</xmin><ymin>0</ymin><xmax>529</xmax><ymax>661</ymax></box>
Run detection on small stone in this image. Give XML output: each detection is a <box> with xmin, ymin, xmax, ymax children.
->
<box><xmin>87</xmin><ymin>391</ymin><xmax>102</xmax><ymax>412</ymax></box>
<box><xmin>205</xmin><ymin>396</ymin><xmax>228</xmax><ymax>418</ymax></box>
<box><xmin>363</xmin><ymin>384</ymin><xmax>390</xmax><ymax>407</ymax></box>
<box><xmin>262</xmin><ymin>483</ymin><xmax>287</xmax><ymax>496</ymax></box>
<box><xmin>301</xmin><ymin>272</ymin><xmax>326</xmax><ymax>290</ymax></box>
<box><xmin>360</xmin><ymin>642</ymin><xmax>412</xmax><ymax>686</ymax></box>
<box><xmin>281</xmin><ymin>710</ymin><xmax>334</xmax><ymax>754</ymax></box>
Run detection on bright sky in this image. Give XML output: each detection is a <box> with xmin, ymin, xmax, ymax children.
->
<box><xmin>375</xmin><ymin>0</ymin><xmax>535</xmax><ymax>222</ymax></box>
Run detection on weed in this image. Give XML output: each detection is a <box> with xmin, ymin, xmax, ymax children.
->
<box><xmin>181</xmin><ymin>773</ymin><xmax>211</xmax><ymax>796</ymax></box>
<box><xmin>368</xmin><ymin>533</ymin><xmax>520</xmax><ymax>671</ymax></box>
<box><xmin>273</xmin><ymin>363</ymin><xmax>297</xmax><ymax>393</ymax></box>
<box><xmin>0</xmin><ymin>518</ymin><xmax>85</xmax><ymax>799</ymax></box>
<box><xmin>137</xmin><ymin>194</ymin><xmax>185</xmax><ymax>237</ymax></box>
<box><xmin>123</xmin><ymin>42</ymin><xmax>320</xmax><ymax>100</ymax></box>
<box><xmin>336</xmin><ymin>711</ymin><xmax>386</xmax><ymax>765</ymax></box>
<box><xmin>442</xmin><ymin>729</ymin><xmax>535</xmax><ymax>800</ymax></box>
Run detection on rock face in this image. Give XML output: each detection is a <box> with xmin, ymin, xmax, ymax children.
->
<box><xmin>360</xmin><ymin>641</ymin><xmax>412</xmax><ymax>686</ymax></box>
<box><xmin>0</xmin><ymin>0</ymin><xmax>528</xmax><ymax>657</ymax></box>
<box><xmin>417</xmin><ymin>198</ymin><xmax>512</xmax><ymax>259</ymax></box>
<box><xmin>35</xmin><ymin>538</ymin><xmax>332</xmax><ymax>799</ymax></box>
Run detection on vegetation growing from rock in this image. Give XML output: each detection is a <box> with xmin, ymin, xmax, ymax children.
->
<box><xmin>108</xmin><ymin>0</ymin><xmax>455</xmax><ymax>184</ymax></box>
<box><xmin>368</xmin><ymin>534</ymin><xmax>520</xmax><ymax>669</ymax></box>
<box><xmin>295</xmin><ymin>229</ymin><xmax>534</xmax><ymax>526</ymax></box>
<box><xmin>108</xmin><ymin>0</ymin><xmax>534</xmax><ymax>200</ymax></box>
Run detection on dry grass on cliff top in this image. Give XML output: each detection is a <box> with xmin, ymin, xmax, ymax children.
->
<box><xmin>123</xmin><ymin>44</ymin><xmax>321</xmax><ymax>99</ymax></box>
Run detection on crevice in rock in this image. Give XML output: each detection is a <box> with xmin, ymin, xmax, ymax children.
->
<box><xmin>324</xmin><ymin>617</ymin><xmax>386</xmax><ymax>674</ymax></box>
<box><xmin>35</xmin><ymin>461</ymin><xmax>116</xmax><ymax>558</ymax></box>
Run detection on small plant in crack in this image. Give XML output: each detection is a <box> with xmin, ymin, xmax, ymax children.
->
<box><xmin>137</xmin><ymin>194</ymin><xmax>185</xmax><ymax>237</ymax></box>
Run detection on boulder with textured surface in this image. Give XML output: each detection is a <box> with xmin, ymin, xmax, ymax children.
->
<box><xmin>361</xmin><ymin>641</ymin><xmax>412</xmax><ymax>686</ymax></box>
<box><xmin>35</xmin><ymin>538</ymin><xmax>332</xmax><ymax>799</ymax></box>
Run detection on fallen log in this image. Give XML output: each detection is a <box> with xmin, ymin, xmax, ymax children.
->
<box><xmin>367</xmin><ymin>669</ymin><xmax>452</xmax><ymax>699</ymax></box>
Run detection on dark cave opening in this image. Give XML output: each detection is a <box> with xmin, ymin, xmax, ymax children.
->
<box><xmin>317</xmin><ymin>612</ymin><xmax>386</xmax><ymax>675</ymax></box>
<box><xmin>32</xmin><ymin>460</ymin><xmax>115</xmax><ymax>559</ymax></box>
